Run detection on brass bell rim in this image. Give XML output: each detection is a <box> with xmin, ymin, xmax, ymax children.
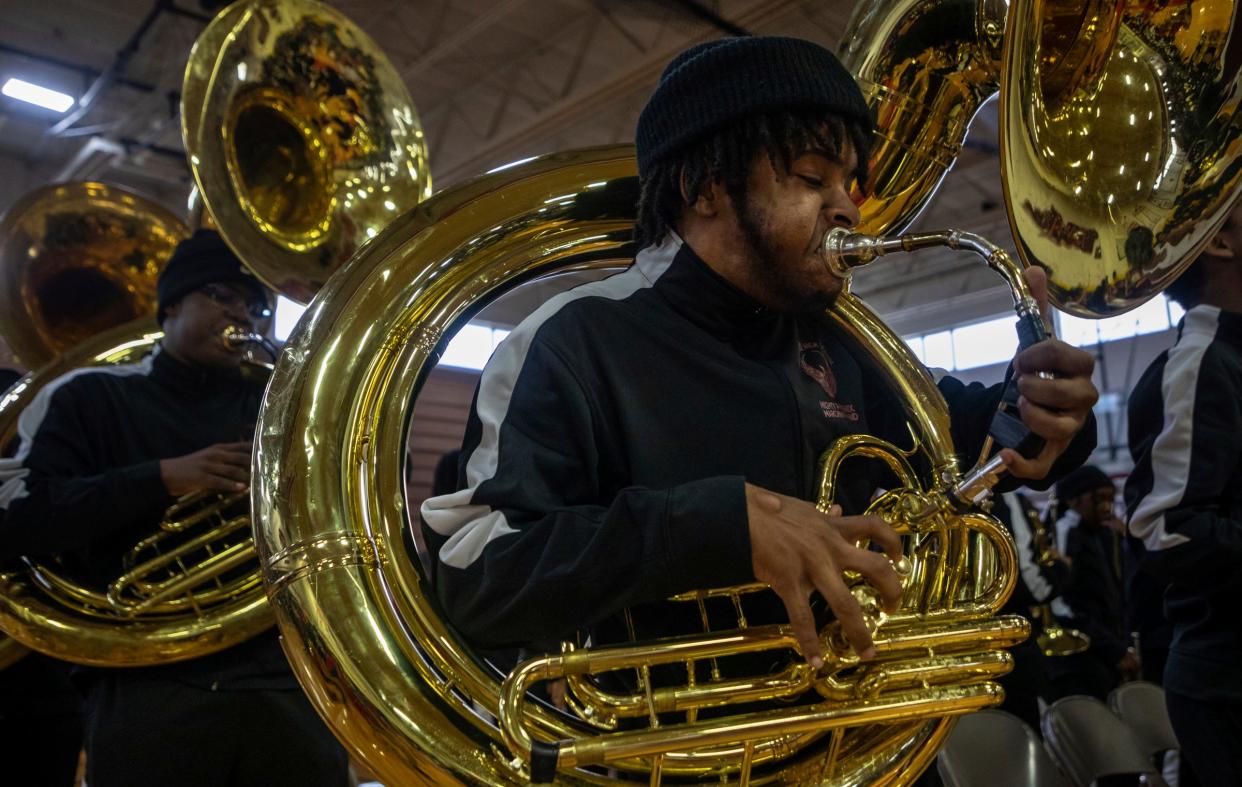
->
<box><xmin>0</xmin><ymin>182</ymin><xmax>188</xmax><ymax>368</ymax></box>
<box><xmin>221</xmin><ymin>86</ymin><xmax>336</xmax><ymax>253</ymax></box>
<box><xmin>1000</xmin><ymin>0</ymin><xmax>1242</xmax><ymax>318</ymax></box>
<box><xmin>181</xmin><ymin>0</ymin><xmax>432</xmax><ymax>305</ymax></box>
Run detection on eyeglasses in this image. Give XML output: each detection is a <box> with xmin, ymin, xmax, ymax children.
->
<box><xmin>198</xmin><ymin>283</ymin><xmax>271</xmax><ymax>320</ymax></box>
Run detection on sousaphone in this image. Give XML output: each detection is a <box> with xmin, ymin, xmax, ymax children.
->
<box><xmin>254</xmin><ymin>0</ymin><xmax>1240</xmax><ymax>783</ymax></box>
<box><xmin>0</xmin><ymin>182</ymin><xmax>187</xmax><ymax>370</ymax></box>
<box><xmin>0</xmin><ymin>185</ymin><xmax>187</xmax><ymax>665</ymax></box>
<box><xmin>0</xmin><ymin>0</ymin><xmax>430</xmax><ymax>667</ymax></box>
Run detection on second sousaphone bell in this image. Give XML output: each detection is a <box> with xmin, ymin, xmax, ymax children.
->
<box><xmin>182</xmin><ymin>0</ymin><xmax>432</xmax><ymax>303</ymax></box>
<box><xmin>0</xmin><ymin>182</ymin><xmax>187</xmax><ymax>369</ymax></box>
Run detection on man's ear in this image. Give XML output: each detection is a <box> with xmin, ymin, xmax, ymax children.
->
<box><xmin>161</xmin><ymin>299</ymin><xmax>183</xmax><ymax>329</ymax></box>
<box><xmin>680</xmin><ymin>170</ymin><xmax>720</xmax><ymax>218</ymax></box>
<box><xmin>1205</xmin><ymin>210</ymin><xmax>1242</xmax><ymax>260</ymax></box>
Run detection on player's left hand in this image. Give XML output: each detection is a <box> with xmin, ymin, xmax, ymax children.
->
<box><xmin>1003</xmin><ymin>267</ymin><xmax>1099</xmax><ymax>480</ymax></box>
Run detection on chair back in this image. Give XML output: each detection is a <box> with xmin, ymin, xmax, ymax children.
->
<box><xmin>1042</xmin><ymin>696</ymin><xmax>1157</xmax><ymax>787</ymax></box>
<box><xmin>1108</xmin><ymin>682</ymin><xmax>1179</xmax><ymax>763</ymax></box>
<box><xmin>938</xmin><ymin>710</ymin><xmax>1070</xmax><ymax>787</ymax></box>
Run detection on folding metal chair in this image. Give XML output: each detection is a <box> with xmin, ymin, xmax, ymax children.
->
<box><xmin>938</xmin><ymin>709</ymin><xmax>1070</xmax><ymax>787</ymax></box>
<box><xmin>1108</xmin><ymin>681</ymin><xmax>1179</xmax><ymax>765</ymax></box>
<box><xmin>1042</xmin><ymin>695</ymin><xmax>1159</xmax><ymax>787</ymax></box>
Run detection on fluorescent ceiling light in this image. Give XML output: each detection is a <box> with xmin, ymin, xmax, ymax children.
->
<box><xmin>2</xmin><ymin>78</ymin><xmax>75</xmax><ymax>112</ymax></box>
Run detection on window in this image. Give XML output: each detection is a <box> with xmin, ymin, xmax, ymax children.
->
<box><xmin>1056</xmin><ymin>293</ymin><xmax>1179</xmax><ymax>347</ymax></box>
<box><xmin>921</xmin><ymin>330</ymin><xmax>955</xmax><ymax>370</ymax></box>
<box><xmin>900</xmin><ymin>294</ymin><xmax>1180</xmax><ymax>373</ymax></box>
<box><xmin>904</xmin><ymin>336</ymin><xmax>926</xmax><ymax>365</ymax></box>
<box><xmin>440</xmin><ymin>324</ymin><xmax>511</xmax><ymax>371</ymax></box>
<box><xmin>274</xmin><ymin>294</ymin><xmax>510</xmax><ymax>371</ymax></box>
<box><xmin>273</xmin><ymin>295</ymin><xmax>308</xmax><ymax>342</ymax></box>
<box><xmin>950</xmin><ymin>316</ymin><xmax>1019</xmax><ymax>370</ymax></box>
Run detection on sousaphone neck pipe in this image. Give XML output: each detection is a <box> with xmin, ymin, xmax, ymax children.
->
<box><xmin>822</xmin><ymin>227</ymin><xmax>1052</xmax><ymax>504</ymax></box>
<box><xmin>821</xmin><ymin>227</ymin><xmax>1045</xmax><ymax>349</ymax></box>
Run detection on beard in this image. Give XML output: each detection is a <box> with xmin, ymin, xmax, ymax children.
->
<box><xmin>735</xmin><ymin>196</ymin><xmax>838</xmax><ymax>315</ymax></box>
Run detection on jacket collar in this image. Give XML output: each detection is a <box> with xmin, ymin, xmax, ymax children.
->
<box><xmin>637</xmin><ymin>233</ymin><xmax>784</xmax><ymax>342</ymax></box>
<box><xmin>1180</xmin><ymin>304</ymin><xmax>1242</xmax><ymax>351</ymax></box>
<box><xmin>151</xmin><ymin>345</ymin><xmax>249</xmax><ymax>395</ymax></box>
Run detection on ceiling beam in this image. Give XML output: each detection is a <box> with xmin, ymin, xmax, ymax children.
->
<box><xmin>431</xmin><ymin>0</ymin><xmax>802</xmax><ymax>184</ymax></box>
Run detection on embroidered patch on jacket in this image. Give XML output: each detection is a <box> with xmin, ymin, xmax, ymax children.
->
<box><xmin>799</xmin><ymin>340</ymin><xmax>859</xmax><ymax>419</ymax></box>
<box><xmin>800</xmin><ymin>341</ymin><xmax>860</xmax><ymax>422</ymax></box>
<box><xmin>799</xmin><ymin>342</ymin><xmax>837</xmax><ymax>397</ymax></box>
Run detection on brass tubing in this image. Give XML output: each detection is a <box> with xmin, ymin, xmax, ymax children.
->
<box><xmin>502</xmin><ymin>613</ymin><xmax>1029</xmax><ymax>766</ymax></box>
<box><xmin>557</xmin><ymin>626</ymin><xmax>796</xmax><ymax>676</ymax></box>
<box><xmin>558</xmin><ymin>685</ymin><xmax>1001</xmax><ymax>770</ymax></box>
<box><xmin>112</xmin><ymin>541</ymin><xmax>257</xmax><ymax>615</ymax></box>
<box><xmin>125</xmin><ymin>513</ymin><xmax>249</xmax><ymax>566</ymax></box>
<box><xmin>959</xmin><ymin>514</ymin><xmax>1018</xmax><ymax>615</ymax></box>
<box><xmin>851</xmin><ymin>651</ymin><xmax>1013</xmax><ymax>698</ymax></box>
<box><xmin>121</xmin><ymin>511</ymin><xmax>249</xmax><ymax>573</ymax></box>
<box><xmin>502</xmin><ymin>648</ymin><xmax>1001</xmax><ymax>774</ymax></box>
<box><xmin>565</xmin><ymin>661</ymin><xmax>812</xmax><ymax>719</ymax></box>
<box><xmin>866</xmin><ymin>616</ymin><xmax>1030</xmax><ymax>660</ymax></box>
<box><xmin>162</xmin><ymin>489</ymin><xmax>247</xmax><ymax>532</ymax></box>
<box><xmin>816</xmin><ymin>435</ymin><xmax>921</xmax><ymax>510</ymax></box>
<box><xmin>821</xmin><ymin>228</ymin><xmax>1041</xmax><ymax>328</ymax></box>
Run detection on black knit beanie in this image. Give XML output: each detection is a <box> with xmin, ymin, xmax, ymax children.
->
<box><xmin>635</xmin><ymin>36</ymin><xmax>873</xmax><ymax>178</ymax></box>
<box><xmin>156</xmin><ymin>229</ymin><xmax>268</xmax><ymax>323</ymax></box>
<box><xmin>1055</xmin><ymin>465</ymin><xmax>1113</xmax><ymax>503</ymax></box>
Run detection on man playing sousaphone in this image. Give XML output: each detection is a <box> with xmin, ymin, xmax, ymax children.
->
<box><xmin>0</xmin><ymin>231</ymin><xmax>346</xmax><ymax>786</ymax></box>
<box><xmin>421</xmin><ymin>37</ymin><xmax>1099</xmax><ymax>678</ymax></box>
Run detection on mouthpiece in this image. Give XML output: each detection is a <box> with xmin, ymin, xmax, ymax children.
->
<box><xmin>820</xmin><ymin>228</ymin><xmax>877</xmax><ymax>279</ymax></box>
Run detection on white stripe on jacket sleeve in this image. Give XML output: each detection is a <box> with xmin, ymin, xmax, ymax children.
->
<box><xmin>420</xmin><ymin>235</ymin><xmax>681</xmax><ymax>570</ymax></box>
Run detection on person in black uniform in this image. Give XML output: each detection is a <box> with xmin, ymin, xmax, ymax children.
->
<box><xmin>0</xmin><ymin>369</ymin><xmax>85</xmax><ymax>787</ymax></box>
<box><xmin>1046</xmin><ymin>465</ymin><xmax>1137</xmax><ymax>700</ymax></box>
<box><xmin>1126</xmin><ymin>203</ymin><xmax>1242</xmax><ymax>785</ymax></box>
<box><xmin>420</xmin><ymin>37</ymin><xmax>1099</xmax><ymax>674</ymax></box>
<box><xmin>0</xmin><ymin>230</ymin><xmax>347</xmax><ymax>787</ymax></box>
<box><xmin>992</xmin><ymin>490</ymin><xmax>1069</xmax><ymax>731</ymax></box>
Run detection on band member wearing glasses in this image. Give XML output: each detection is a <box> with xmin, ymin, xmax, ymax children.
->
<box><xmin>1126</xmin><ymin>204</ymin><xmax>1242</xmax><ymax>785</ymax></box>
<box><xmin>0</xmin><ymin>230</ymin><xmax>347</xmax><ymax>787</ymax></box>
<box><xmin>422</xmin><ymin>37</ymin><xmax>1097</xmax><ymax>682</ymax></box>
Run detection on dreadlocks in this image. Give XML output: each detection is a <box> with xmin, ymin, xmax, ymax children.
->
<box><xmin>635</xmin><ymin>108</ymin><xmax>871</xmax><ymax>248</ymax></box>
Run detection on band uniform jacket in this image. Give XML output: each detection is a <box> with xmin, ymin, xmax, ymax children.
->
<box><xmin>0</xmin><ymin>348</ymin><xmax>295</xmax><ymax>689</ymax></box>
<box><xmin>1126</xmin><ymin>304</ymin><xmax>1242</xmax><ymax>701</ymax></box>
<box><xmin>994</xmin><ymin>491</ymin><xmax>1067</xmax><ymax>616</ymax></box>
<box><xmin>422</xmin><ymin>235</ymin><xmax>1097</xmax><ymax>652</ymax></box>
<box><xmin>1050</xmin><ymin>508</ymin><xmax>1128</xmax><ymax>671</ymax></box>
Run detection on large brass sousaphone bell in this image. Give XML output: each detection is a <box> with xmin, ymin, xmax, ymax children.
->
<box><xmin>182</xmin><ymin>0</ymin><xmax>433</xmax><ymax>303</ymax></box>
<box><xmin>251</xmin><ymin>1</ymin><xmax>1242</xmax><ymax>784</ymax></box>
<box><xmin>253</xmin><ymin>151</ymin><xmax>1025</xmax><ymax>786</ymax></box>
<box><xmin>840</xmin><ymin>0</ymin><xmax>1242</xmax><ymax>314</ymax></box>
<box><xmin>0</xmin><ymin>182</ymin><xmax>188</xmax><ymax>369</ymax></box>
<box><xmin>0</xmin><ymin>0</ymin><xmax>429</xmax><ymax>667</ymax></box>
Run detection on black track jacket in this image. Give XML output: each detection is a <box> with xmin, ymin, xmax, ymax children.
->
<box><xmin>422</xmin><ymin>236</ymin><xmax>1097</xmax><ymax>650</ymax></box>
<box><xmin>1126</xmin><ymin>304</ymin><xmax>1242</xmax><ymax>701</ymax></box>
<box><xmin>0</xmin><ymin>348</ymin><xmax>294</xmax><ymax>689</ymax></box>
